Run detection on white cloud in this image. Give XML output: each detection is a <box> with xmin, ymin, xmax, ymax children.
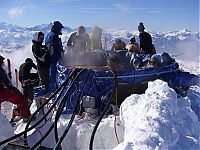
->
<box><xmin>8</xmin><ymin>7</ymin><xmax>24</xmax><ymax>19</ymax></box>
<box><xmin>113</xmin><ymin>4</ymin><xmax>132</xmax><ymax>13</ymax></box>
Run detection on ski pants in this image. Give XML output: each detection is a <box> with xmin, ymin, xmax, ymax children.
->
<box><xmin>0</xmin><ymin>87</ymin><xmax>31</xmax><ymax>118</ymax></box>
<box><xmin>37</xmin><ymin>67</ymin><xmax>50</xmax><ymax>89</ymax></box>
<box><xmin>49</xmin><ymin>57</ymin><xmax>58</xmax><ymax>92</ymax></box>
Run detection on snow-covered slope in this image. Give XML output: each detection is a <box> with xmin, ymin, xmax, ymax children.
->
<box><xmin>0</xmin><ymin>22</ymin><xmax>199</xmax><ymax>73</ymax></box>
<box><xmin>0</xmin><ymin>22</ymin><xmax>199</xmax><ymax>54</ymax></box>
<box><xmin>0</xmin><ymin>80</ymin><xmax>199</xmax><ymax>150</ymax></box>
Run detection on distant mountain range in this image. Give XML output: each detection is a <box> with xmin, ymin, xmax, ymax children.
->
<box><xmin>0</xmin><ymin>22</ymin><xmax>199</xmax><ymax>56</ymax></box>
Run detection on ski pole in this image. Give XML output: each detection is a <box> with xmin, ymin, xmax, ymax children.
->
<box><xmin>15</xmin><ymin>69</ymin><xmax>19</xmax><ymax>89</ymax></box>
<box><xmin>7</xmin><ymin>59</ymin><xmax>11</xmax><ymax>80</ymax></box>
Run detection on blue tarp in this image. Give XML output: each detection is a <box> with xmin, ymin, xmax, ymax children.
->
<box><xmin>33</xmin><ymin>62</ymin><xmax>199</xmax><ymax>114</ymax></box>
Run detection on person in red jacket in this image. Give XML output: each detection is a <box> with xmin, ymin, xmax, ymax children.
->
<box><xmin>0</xmin><ymin>55</ymin><xmax>31</xmax><ymax>122</ymax></box>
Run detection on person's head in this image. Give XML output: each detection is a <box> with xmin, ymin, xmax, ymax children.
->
<box><xmin>138</xmin><ymin>22</ymin><xmax>145</xmax><ymax>32</ymax></box>
<box><xmin>25</xmin><ymin>58</ymin><xmax>33</xmax><ymax>63</ymax></box>
<box><xmin>78</xmin><ymin>26</ymin><xmax>86</xmax><ymax>34</ymax></box>
<box><xmin>115</xmin><ymin>38</ymin><xmax>122</xmax><ymax>44</ymax></box>
<box><xmin>51</xmin><ymin>21</ymin><xmax>64</xmax><ymax>34</ymax></box>
<box><xmin>92</xmin><ymin>26</ymin><xmax>102</xmax><ymax>35</ymax></box>
<box><xmin>161</xmin><ymin>52</ymin><xmax>175</xmax><ymax>66</ymax></box>
<box><xmin>149</xmin><ymin>54</ymin><xmax>162</xmax><ymax>68</ymax></box>
<box><xmin>130</xmin><ymin>37</ymin><xmax>136</xmax><ymax>43</ymax></box>
<box><xmin>0</xmin><ymin>55</ymin><xmax>5</xmax><ymax>67</ymax></box>
<box><xmin>107</xmin><ymin>55</ymin><xmax>122</xmax><ymax>70</ymax></box>
<box><xmin>33</xmin><ymin>32</ymin><xmax>44</xmax><ymax>44</ymax></box>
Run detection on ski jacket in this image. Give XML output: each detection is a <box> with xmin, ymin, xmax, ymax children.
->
<box><xmin>19</xmin><ymin>61</ymin><xmax>37</xmax><ymax>82</ymax></box>
<box><xmin>32</xmin><ymin>40</ymin><xmax>51</xmax><ymax>69</ymax></box>
<box><xmin>67</xmin><ymin>32</ymin><xmax>91</xmax><ymax>54</ymax></box>
<box><xmin>89</xmin><ymin>27</ymin><xmax>102</xmax><ymax>51</ymax></box>
<box><xmin>139</xmin><ymin>32</ymin><xmax>154</xmax><ymax>55</ymax></box>
<box><xmin>45</xmin><ymin>31</ymin><xmax>64</xmax><ymax>60</ymax></box>
<box><xmin>0</xmin><ymin>67</ymin><xmax>20</xmax><ymax>93</ymax></box>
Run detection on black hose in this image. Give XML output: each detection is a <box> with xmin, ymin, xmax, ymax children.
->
<box><xmin>23</xmin><ymin>68</ymin><xmax>79</xmax><ymax>146</ymax></box>
<box><xmin>89</xmin><ymin>71</ymin><xmax>117</xmax><ymax>150</ymax></box>
<box><xmin>0</xmin><ymin>68</ymin><xmax>78</xmax><ymax>147</ymax></box>
<box><xmin>53</xmin><ymin>71</ymin><xmax>81</xmax><ymax>143</ymax></box>
<box><xmin>30</xmin><ymin>69</ymin><xmax>87</xmax><ymax>150</ymax></box>
<box><xmin>54</xmin><ymin>69</ymin><xmax>92</xmax><ymax>150</ymax></box>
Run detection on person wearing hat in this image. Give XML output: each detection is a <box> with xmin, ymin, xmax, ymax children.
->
<box><xmin>138</xmin><ymin>22</ymin><xmax>155</xmax><ymax>55</ymax></box>
<box><xmin>67</xmin><ymin>25</ymin><xmax>91</xmax><ymax>54</ymax></box>
<box><xmin>0</xmin><ymin>55</ymin><xmax>31</xmax><ymax>122</ymax></box>
<box><xmin>32</xmin><ymin>31</ymin><xmax>51</xmax><ymax>89</ymax></box>
<box><xmin>126</xmin><ymin>37</ymin><xmax>139</xmax><ymax>52</ymax></box>
<box><xmin>45</xmin><ymin>21</ymin><xmax>64</xmax><ymax>92</ymax></box>
<box><xmin>19</xmin><ymin>58</ymin><xmax>39</xmax><ymax>104</ymax></box>
<box><xmin>148</xmin><ymin>54</ymin><xmax>162</xmax><ymax>68</ymax></box>
<box><xmin>19</xmin><ymin>58</ymin><xmax>38</xmax><ymax>84</ymax></box>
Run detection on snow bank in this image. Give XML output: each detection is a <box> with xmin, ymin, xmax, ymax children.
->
<box><xmin>57</xmin><ymin>115</ymin><xmax>124</xmax><ymax>149</ymax></box>
<box><xmin>0</xmin><ymin>113</ymin><xmax>14</xmax><ymax>149</ymax></box>
<box><xmin>114</xmin><ymin>79</ymin><xmax>200</xmax><ymax>150</ymax></box>
<box><xmin>187</xmin><ymin>86</ymin><xmax>200</xmax><ymax>121</ymax></box>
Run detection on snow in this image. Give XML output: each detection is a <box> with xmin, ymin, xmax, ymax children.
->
<box><xmin>0</xmin><ymin>80</ymin><xmax>199</xmax><ymax>149</ymax></box>
<box><xmin>0</xmin><ymin>22</ymin><xmax>199</xmax><ymax>149</ymax></box>
<box><xmin>0</xmin><ymin>113</ymin><xmax>14</xmax><ymax>149</ymax></box>
<box><xmin>114</xmin><ymin>80</ymin><xmax>200</xmax><ymax>150</ymax></box>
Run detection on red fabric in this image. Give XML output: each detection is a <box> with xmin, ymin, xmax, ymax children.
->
<box><xmin>0</xmin><ymin>87</ymin><xmax>31</xmax><ymax>118</ymax></box>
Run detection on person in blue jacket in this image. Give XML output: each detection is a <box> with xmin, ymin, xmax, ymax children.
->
<box><xmin>45</xmin><ymin>21</ymin><xmax>64</xmax><ymax>92</ymax></box>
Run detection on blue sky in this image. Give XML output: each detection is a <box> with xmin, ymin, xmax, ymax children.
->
<box><xmin>0</xmin><ymin>0</ymin><xmax>199</xmax><ymax>31</ymax></box>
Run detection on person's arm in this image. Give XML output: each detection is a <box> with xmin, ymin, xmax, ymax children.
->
<box><xmin>67</xmin><ymin>33</ymin><xmax>75</xmax><ymax>47</ymax></box>
<box><xmin>32</xmin><ymin>62</ymin><xmax>37</xmax><ymax>70</ymax></box>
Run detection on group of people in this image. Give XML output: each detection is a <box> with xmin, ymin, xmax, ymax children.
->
<box><xmin>0</xmin><ymin>21</ymin><xmax>65</xmax><ymax>122</ymax></box>
<box><xmin>0</xmin><ymin>21</ymin><xmax>175</xmax><ymax>122</ymax></box>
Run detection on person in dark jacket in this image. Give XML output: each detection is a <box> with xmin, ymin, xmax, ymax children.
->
<box><xmin>111</xmin><ymin>38</ymin><xmax>126</xmax><ymax>51</ymax></box>
<box><xmin>45</xmin><ymin>21</ymin><xmax>64</xmax><ymax>92</ymax></box>
<box><xmin>19</xmin><ymin>58</ymin><xmax>38</xmax><ymax>84</ymax></box>
<box><xmin>138</xmin><ymin>22</ymin><xmax>155</xmax><ymax>55</ymax></box>
<box><xmin>0</xmin><ymin>55</ymin><xmax>31</xmax><ymax>122</ymax></box>
<box><xmin>67</xmin><ymin>25</ymin><xmax>91</xmax><ymax>54</ymax></box>
<box><xmin>19</xmin><ymin>58</ymin><xmax>39</xmax><ymax>104</ymax></box>
<box><xmin>32</xmin><ymin>31</ymin><xmax>51</xmax><ymax>89</ymax></box>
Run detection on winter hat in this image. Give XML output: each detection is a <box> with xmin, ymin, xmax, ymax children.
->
<box><xmin>0</xmin><ymin>55</ymin><xmax>5</xmax><ymax>65</ymax></box>
<box><xmin>38</xmin><ymin>32</ymin><xmax>44</xmax><ymax>37</ymax></box>
<box><xmin>138</xmin><ymin>22</ymin><xmax>145</xmax><ymax>31</ymax></box>
<box><xmin>53</xmin><ymin>21</ymin><xmax>64</xmax><ymax>29</ymax></box>
<box><xmin>130</xmin><ymin>37</ymin><xmax>136</xmax><ymax>43</ymax></box>
<box><xmin>150</xmin><ymin>54</ymin><xmax>162</xmax><ymax>65</ymax></box>
<box><xmin>78</xmin><ymin>25</ymin><xmax>86</xmax><ymax>34</ymax></box>
<box><xmin>33</xmin><ymin>32</ymin><xmax>44</xmax><ymax>41</ymax></box>
<box><xmin>51</xmin><ymin>21</ymin><xmax>64</xmax><ymax>34</ymax></box>
<box><xmin>25</xmin><ymin>58</ymin><xmax>33</xmax><ymax>63</ymax></box>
